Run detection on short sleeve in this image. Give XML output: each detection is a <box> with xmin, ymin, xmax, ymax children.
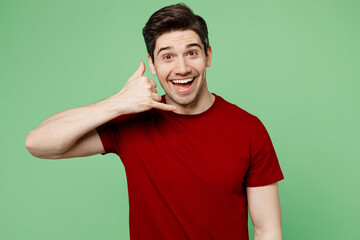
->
<box><xmin>96</xmin><ymin>113</ymin><xmax>144</xmax><ymax>156</ymax></box>
<box><xmin>96</xmin><ymin>119</ymin><xmax>119</xmax><ymax>155</ymax></box>
<box><xmin>245</xmin><ymin>117</ymin><xmax>284</xmax><ymax>187</ymax></box>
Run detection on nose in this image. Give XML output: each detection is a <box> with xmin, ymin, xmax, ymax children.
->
<box><xmin>174</xmin><ymin>57</ymin><xmax>191</xmax><ymax>76</ymax></box>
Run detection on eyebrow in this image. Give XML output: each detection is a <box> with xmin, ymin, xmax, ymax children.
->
<box><xmin>156</xmin><ymin>43</ymin><xmax>203</xmax><ymax>57</ymax></box>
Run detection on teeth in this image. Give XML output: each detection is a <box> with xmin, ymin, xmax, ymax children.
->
<box><xmin>171</xmin><ymin>78</ymin><xmax>194</xmax><ymax>84</ymax></box>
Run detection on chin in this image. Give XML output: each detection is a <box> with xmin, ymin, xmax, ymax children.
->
<box><xmin>167</xmin><ymin>91</ymin><xmax>199</xmax><ymax>106</ymax></box>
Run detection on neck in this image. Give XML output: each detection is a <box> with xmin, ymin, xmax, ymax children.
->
<box><xmin>165</xmin><ymin>89</ymin><xmax>215</xmax><ymax>115</ymax></box>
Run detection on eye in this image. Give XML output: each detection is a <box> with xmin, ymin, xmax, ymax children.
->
<box><xmin>163</xmin><ymin>54</ymin><xmax>172</xmax><ymax>60</ymax></box>
<box><xmin>188</xmin><ymin>51</ymin><xmax>198</xmax><ymax>56</ymax></box>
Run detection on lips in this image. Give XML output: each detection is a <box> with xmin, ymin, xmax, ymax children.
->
<box><xmin>169</xmin><ymin>77</ymin><xmax>196</xmax><ymax>93</ymax></box>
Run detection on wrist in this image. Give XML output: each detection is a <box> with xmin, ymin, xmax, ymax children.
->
<box><xmin>100</xmin><ymin>93</ymin><xmax>128</xmax><ymax>117</ymax></box>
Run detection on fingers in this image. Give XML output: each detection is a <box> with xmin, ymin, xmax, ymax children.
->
<box><xmin>129</xmin><ymin>62</ymin><xmax>157</xmax><ymax>91</ymax></box>
<box><xmin>124</xmin><ymin>62</ymin><xmax>174</xmax><ymax>112</ymax></box>
<box><xmin>129</xmin><ymin>61</ymin><xmax>146</xmax><ymax>80</ymax></box>
<box><xmin>151</xmin><ymin>101</ymin><xmax>176</xmax><ymax>112</ymax></box>
<box><xmin>152</xmin><ymin>92</ymin><xmax>161</xmax><ymax>101</ymax></box>
<box><xmin>151</xmin><ymin>85</ymin><xmax>158</xmax><ymax>94</ymax></box>
<box><xmin>145</xmin><ymin>78</ymin><xmax>157</xmax><ymax>93</ymax></box>
<box><xmin>150</xmin><ymin>88</ymin><xmax>174</xmax><ymax>111</ymax></box>
<box><xmin>148</xmin><ymin>79</ymin><xmax>157</xmax><ymax>88</ymax></box>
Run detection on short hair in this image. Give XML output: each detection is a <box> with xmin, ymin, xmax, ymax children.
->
<box><xmin>142</xmin><ymin>3</ymin><xmax>209</xmax><ymax>62</ymax></box>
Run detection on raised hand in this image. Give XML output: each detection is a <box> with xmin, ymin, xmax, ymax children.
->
<box><xmin>109</xmin><ymin>62</ymin><xmax>176</xmax><ymax>115</ymax></box>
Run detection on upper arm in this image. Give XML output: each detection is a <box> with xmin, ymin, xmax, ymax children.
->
<box><xmin>247</xmin><ymin>182</ymin><xmax>282</xmax><ymax>233</ymax></box>
<box><xmin>46</xmin><ymin>129</ymin><xmax>105</xmax><ymax>159</ymax></box>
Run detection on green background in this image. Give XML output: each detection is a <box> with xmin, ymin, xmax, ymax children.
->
<box><xmin>1</xmin><ymin>0</ymin><xmax>359</xmax><ymax>239</ymax></box>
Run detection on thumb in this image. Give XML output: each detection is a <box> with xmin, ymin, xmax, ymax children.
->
<box><xmin>130</xmin><ymin>61</ymin><xmax>146</xmax><ymax>80</ymax></box>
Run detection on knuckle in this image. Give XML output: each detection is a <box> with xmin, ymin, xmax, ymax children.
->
<box><xmin>142</xmin><ymin>80</ymin><xmax>151</xmax><ymax>88</ymax></box>
<box><xmin>145</xmin><ymin>90</ymin><xmax>152</xmax><ymax>96</ymax></box>
<box><xmin>140</xmin><ymin>99</ymin><xmax>151</xmax><ymax>108</ymax></box>
<box><xmin>145</xmin><ymin>98</ymin><xmax>153</xmax><ymax>106</ymax></box>
<box><xmin>139</xmin><ymin>76</ymin><xmax>147</xmax><ymax>82</ymax></box>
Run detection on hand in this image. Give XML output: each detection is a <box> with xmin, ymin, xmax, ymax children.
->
<box><xmin>109</xmin><ymin>62</ymin><xmax>176</xmax><ymax>115</ymax></box>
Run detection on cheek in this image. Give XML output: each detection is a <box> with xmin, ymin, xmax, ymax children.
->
<box><xmin>194</xmin><ymin>62</ymin><xmax>207</xmax><ymax>73</ymax></box>
<box><xmin>156</xmin><ymin>65</ymin><xmax>173</xmax><ymax>79</ymax></box>
<box><xmin>156</xmin><ymin>70</ymin><xmax>170</xmax><ymax>83</ymax></box>
<box><xmin>191</xmin><ymin>58</ymin><xmax>207</xmax><ymax>68</ymax></box>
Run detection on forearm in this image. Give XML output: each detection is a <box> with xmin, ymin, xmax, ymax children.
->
<box><xmin>25</xmin><ymin>97</ymin><xmax>121</xmax><ymax>156</ymax></box>
<box><xmin>25</xmin><ymin>62</ymin><xmax>175</xmax><ymax>158</ymax></box>
<box><xmin>254</xmin><ymin>228</ymin><xmax>282</xmax><ymax>240</ymax></box>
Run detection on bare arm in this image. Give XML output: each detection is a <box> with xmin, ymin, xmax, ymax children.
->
<box><xmin>25</xmin><ymin>101</ymin><xmax>115</xmax><ymax>159</ymax></box>
<box><xmin>25</xmin><ymin>62</ymin><xmax>175</xmax><ymax>159</ymax></box>
<box><xmin>247</xmin><ymin>182</ymin><xmax>282</xmax><ymax>240</ymax></box>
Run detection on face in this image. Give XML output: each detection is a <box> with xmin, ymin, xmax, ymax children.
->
<box><xmin>148</xmin><ymin>30</ymin><xmax>212</xmax><ymax>107</ymax></box>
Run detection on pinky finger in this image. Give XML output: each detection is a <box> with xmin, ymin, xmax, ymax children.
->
<box><xmin>152</xmin><ymin>101</ymin><xmax>176</xmax><ymax>111</ymax></box>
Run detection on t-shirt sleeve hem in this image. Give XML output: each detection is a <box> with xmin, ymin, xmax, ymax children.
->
<box><xmin>95</xmin><ymin>126</ymin><xmax>115</xmax><ymax>155</ymax></box>
<box><xmin>245</xmin><ymin>175</ymin><xmax>284</xmax><ymax>188</ymax></box>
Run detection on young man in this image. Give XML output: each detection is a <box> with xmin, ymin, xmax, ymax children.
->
<box><xmin>25</xmin><ymin>4</ymin><xmax>284</xmax><ymax>240</ymax></box>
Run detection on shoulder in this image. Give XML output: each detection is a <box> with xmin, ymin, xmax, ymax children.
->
<box><xmin>215</xmin><ymin>94</ymin><xmax>261</xmax><ymax>126</ymax></box>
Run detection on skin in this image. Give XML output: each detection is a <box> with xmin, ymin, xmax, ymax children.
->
<box><xmin>248</xmin><ymin>183</ymin><xmax>283</xmax><ymax>240</ymax></box>
<box><xmin>148</xmin><ymin>30</ymin><xmax>214</xmax><ymax>114</ymax></box>
<box><xmin>25</xmin><ymin>29</ymin><xmax>282</xmax><ymax>240</ymax></box>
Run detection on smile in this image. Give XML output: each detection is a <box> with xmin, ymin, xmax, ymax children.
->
<box><xmin>171</xmin><ymin>77</ymin><xmax>194</xmax><ymax>84</ymax></box>
<box><xmin>169</xmin><ymin>77</ymin><xmax>196</xmax><ymax>93</ymax></box>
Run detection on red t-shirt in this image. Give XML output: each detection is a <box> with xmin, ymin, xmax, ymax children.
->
<box><xmin>96</xmin><ymin>94</ymin><xmax>284</xmax><ymax>240</ymax></box>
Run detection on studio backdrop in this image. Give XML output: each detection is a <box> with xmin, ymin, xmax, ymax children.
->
<box><xmin>1</xmin><ymin>0</ymin><xmax>359</xmax><ymax>239</ymax></box>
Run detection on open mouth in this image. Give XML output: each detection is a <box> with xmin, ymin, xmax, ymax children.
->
<box><xmin>170</xmin><ymin>77</ymin><xmax>196</xmax><ymax>93</ymax></box>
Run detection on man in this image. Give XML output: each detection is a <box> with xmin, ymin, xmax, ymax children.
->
<box><xmin>26</xmin><ymin>3</ymin><xmax>284</xmax><ymax>240</ymax></box>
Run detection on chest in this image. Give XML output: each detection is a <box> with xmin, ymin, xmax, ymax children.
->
<box><xmin>121</xmin><ymin>116</ymin><xmax>251</xmax><ymax>192</ymax></box>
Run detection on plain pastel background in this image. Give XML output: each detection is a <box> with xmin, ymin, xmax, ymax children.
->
<box><xmin>1</xmin><ymin>0</ymin><xmax>359</xmax><ymax>239</ymax></box>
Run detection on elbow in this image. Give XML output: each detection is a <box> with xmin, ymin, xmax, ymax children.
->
<box><xmin>25</xmin><ymin>130</ymin><xmax>38</xmax><ymax>156</ymax></box>
<box><xmin>25</xmin><ymin>130</ymin><xmax>60</xmax><ymax>159</ymax></box>
<box><xmin>253</xmin><ymin>226</ymin><xmax>282</xmax><ymax>240</ymax></box>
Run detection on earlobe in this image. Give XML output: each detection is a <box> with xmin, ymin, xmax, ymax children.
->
<box><xmin>206</xmin><ymin>46</ymin><xmax>212</xmax><ymax>68</ymax></box>
<box><xmin>147</xmin><ymin>55</ymin><xmax>157</xmax><ymax>75</ymax></box>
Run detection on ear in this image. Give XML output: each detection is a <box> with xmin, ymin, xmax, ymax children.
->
<box><xmin>147</xmin><ymin>55</ymin><xmax>157</xmax><ymax>75</ymax></box>
<box><xmin>206</xmin><ymin>46</ymin><xmax>212</xmax><ymax>68</ymax></box>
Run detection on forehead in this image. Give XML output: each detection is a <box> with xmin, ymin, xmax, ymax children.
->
<box><xmin>154</xmin><ymin>30</ymin><xmax>202</xmax><ymax>50</ymax></box>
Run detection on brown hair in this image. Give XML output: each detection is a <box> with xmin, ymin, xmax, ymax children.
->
<box><xmin>142</xmin><ymin>3</ymin><xmax>209</xmax><ymax>62</ymax></box>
